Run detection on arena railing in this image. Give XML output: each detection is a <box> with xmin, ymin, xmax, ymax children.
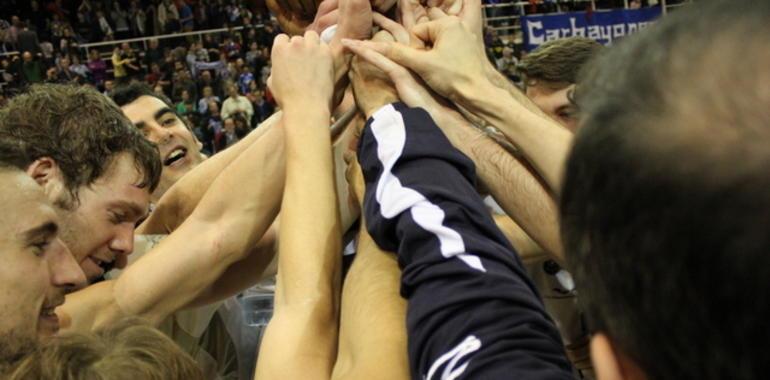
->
<box><xmin>78</xmin><ymin>24</ymin><xmax>264</xmax><ymax>55</ymax></box>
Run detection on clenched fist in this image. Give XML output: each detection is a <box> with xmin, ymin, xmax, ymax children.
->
<box><xmin>270</xmin><ymin>31</ymin><xmax>335</xmax><ymax>112</ymax></box>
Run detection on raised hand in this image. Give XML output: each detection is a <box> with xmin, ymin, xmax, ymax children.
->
<box><xmin>349</xmin><ymin>30</ymin><xmax>401</xmax><ymax>118</ymax></box>
<box><xmin>342</xmin><ymin>14</ymin><xmax>489</xmax><ymax>105</ymax></box>
<box><xmin>269</xmin><ymin>31</ymin><xmax>335</xmax><ymax>113</ymax></box>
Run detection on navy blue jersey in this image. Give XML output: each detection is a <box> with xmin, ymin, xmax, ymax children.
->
<box><xmin>359</xmin><ymin>103</ymin><xmax>573</xmax><ymax>380</ymax></box>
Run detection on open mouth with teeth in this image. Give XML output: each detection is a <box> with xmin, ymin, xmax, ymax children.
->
<box><xmin>95</xmin><ymin>257</ymin><xmax>116</xmax><ymax>274</ymax></box>
<box><xmin>163</xmin><ymin>147</ymin><xmax>187</xmax><ymax>166</ymax></box>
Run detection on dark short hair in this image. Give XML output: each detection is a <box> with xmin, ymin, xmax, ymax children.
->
<box><xmin>111</xmin><ymin>81</ymin><xmax>174</xmax><ymax>109</ymax></box>
<box><xmin>0</xmin><ymin>84</ymin><xmax>161</xmax><ymax>205</ymax></box>
<box><xmin>562</xmin><ymin>1</ymin><xmax>770</xmax><ymax>379</ymax></box>
<box><xmin>518</xmin><ymin>37</ymin><xmax>602</xmax><ymax>85</ymax></box>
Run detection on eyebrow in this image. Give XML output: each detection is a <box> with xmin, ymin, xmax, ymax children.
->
<box><xmin>154</xmin><ymin>107</ymin><xmax>174</xmax><ymax>121</ymax></box>
<box><xmin>112</xmin><ymin>200</ymin><xmax>149</xmax><ymax>223</ymax></box>
<box><xmin>133</xmin><ymin>107</ymin><xmax>175</xmax><ymax>130</ymax></box>
<box><xmin>22</xmin><ymin>221</ymin><xmax>58</xmax><ymax>242</ymax></box>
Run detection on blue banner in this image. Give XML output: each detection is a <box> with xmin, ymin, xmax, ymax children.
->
<box><xmin>521</xmin><ymin>7</ymin><xmax>662</xmax><ymax>51</ymax></box>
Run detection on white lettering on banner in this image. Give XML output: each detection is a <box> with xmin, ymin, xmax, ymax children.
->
<box><xmin>587</xmin><ymin>25</ymin><xmax>601</xmax><ymax>40</ymax></box>
<box><xmin>527</xmin><ymin>20</ymin><xmax>545</xmax><ymax>45</ymax></box>
<box><xmin>613</xmin><ymin>23</ymin><xmax>626</xmax><ymax>38</ymax></box>
<box><xmin>599</xmin><ymin>25</ymin><xmax>613</xmax><ymax>43</ymax></box>
<box><xmin>570</xmin><ymin>17</ymin><xmax>586</xmax><ymax>37</ymax></box>
<box><xmin>525</xmin><ymin>10</ymin><xmax>660</xmax><ymax>49</ymax></box>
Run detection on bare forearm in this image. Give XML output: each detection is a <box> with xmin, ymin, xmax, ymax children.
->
<box><xmin>187</xmin><ymin>224</ymin><xmax>279</xmax><ymax>308</ymax></box>
<box><xmin>277</xmin><ymin>105</ymin><xmax>341</xmax><ymax>307</ymax></box>
<box><xmin>461</xmin><ymin>83</ymin><xmax>573</xmax><ymax>193</ymax></box>
<box><xmin>114</xmin><ymin>123</ymin><xmax>285</xmax><ymax>323</ymax></box>
<box><xmin>257</xmin><ymin>105</ymin><xmax>341</xmax><ymax>380</ymax></box>
<box><xmin>434</xmin><ymin>109</ymin><xmax>564</xmax><ymax>261</ymax></box>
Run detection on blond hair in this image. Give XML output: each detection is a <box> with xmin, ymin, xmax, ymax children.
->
<box><xmin>7</xmin><ymin>318</ymin><xmax>204</xmax><ymax>380</ymax></box>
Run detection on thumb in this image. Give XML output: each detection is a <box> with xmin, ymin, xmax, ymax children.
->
<box><xmin>410</xmin><ymin>18</ymin><xmax>448</xmax><ymax>46</ymax></box>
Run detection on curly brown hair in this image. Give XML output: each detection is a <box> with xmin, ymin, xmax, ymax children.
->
<box><xmin>0</xmin><ymin>84</ymin><xmax>161</xmax><ymax>206</ymax></box>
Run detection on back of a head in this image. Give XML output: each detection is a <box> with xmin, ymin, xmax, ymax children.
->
<box><xmin>7</xmin><ymin>318</ymin><xmax>204</xmax><ymax>380</ymax></box>
<box><xmin>518</xmin><ymin>37</ymin><xmax>603</xmax><ymax>85</ymax></box>
<box><xmin>0</xmin><ymin>84</ymin><xmax>161</xmax><ymax>204</ymax></box>
<box><xmin>563</xmin><ymin>1</ymin><xmax>770</xmax><ymax>379</ymax></box>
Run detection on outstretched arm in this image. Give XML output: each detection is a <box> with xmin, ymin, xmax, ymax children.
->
<box><xmin>60</xmin><ymin>105</ymin><xmax>285</xmax><ymax>332</ymax></box>
<box><xmin>255</xmin><ymin>31</ymin><xmax>342</xmax><ymax>380</ymax></box>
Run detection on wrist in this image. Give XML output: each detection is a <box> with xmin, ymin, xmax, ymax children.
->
<box><xmin>283</xmin><ymin>101</ymin><xmax>331</xmax><ymax>120</ymax></box>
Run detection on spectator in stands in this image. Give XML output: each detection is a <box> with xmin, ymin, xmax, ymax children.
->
<box><xmin>202</xmin><ymin>100</ymin><xmax>223</xmax><ymax>153</ymax></box>
<box><xmin>121</xmin><ymin>42</ymin><xmax>143</xmax><ymax>81</ymax></box>
<box><xmin>196</xmin><ymin>69</ymin><xmax>222</xmax><ymax>98</ymax></box>
<box><xmin>1</xmin><ymin>58</ymin><xmax>18</xmax><ymax>90</ymax></box>
<box><xmin>198</xmin><ymin>85</ymin><xmax>220</xmax><ymax>115</ymax></box>
<box><xmin>49</xmin><ymin>14</ymin><xmax>69</xmax><ymax>48</ymax></box>
<box><xmin>171</xmin><ymin>66</ymin><xmax>197</xmax><ymax>103</ymax></box>
<box><xmin>129</xmin><ymin>0</ymin><xmax>147</xmax><ymax>37</ymax></box>
<box><xmin>144</xmin><ymin>38</ymin><xmax>164</xmax><ymax>68</ymax></box>
<box><xmin>146</xmin><ymin>62</ymin><xmax>171</xmax><ymax>90</ymax></box>
<box><xmin>175</xmin><ymin>89</ymin><xmax>197</xmax><ymax>116</ymax></box>
<box><xmin>74</xmin><ymin>8</ymin><xmax>93</xmax><ymax>42</ymax></box>
<box><xmin>158</xmin><ymin>0</ymin><xmax>181</xmax><ymax>34</ymax></box>
<box><xmin>215</xmin><ymin>117</ymin><xmax>239</xmax><ymax>151</ymax></box>
<box><xmin>1</xmin><ymin>16</ymin><xmax>21</xmax><ymax>48</ymax></box>
<box><xmin>96</xmin><ymin>10</ymin><xmax>114</xmax><ymax>41</ymax></box>
<box><xmin>222</xmin><ymin>35</ymin><xmax>241</xmax><ymax>60</ymax></box>
<box><xmin>179</xmin><ymin>0</ymin><xmax>195</xmax><ymax>32</ymax></box>
<box><xmin>110</xmin><ymin>1</ymin><xmax>131</xmax><ymax>40</ymax></box>
<box><xmin>246</xmin><ymin>84</ymin><xmax>273</xmax><ymax>124</ymax></box>
<box><xmin>69</xmin><ymin>54</ymin><xmax>90</xmax><ymax>81</ymax></box>
<box><xmin>111</xmin><ymin>46</ymin><xmax>129</xmax><ymax>83</ymax></box>
<box><xmin>496</xmin><ymin>46</ymin><xmax>519</xmax><ymax>82</ymax></box>
<box><xmin>244</xmin><ymin>41</ymin><xmax>260</xmax><ymax>67</ymax></box>
<box><xmin>221</xmin><ymin>83</ymin><xmax>253</xmax><ymax>124</ymax></box>
<box><xmin>102</xmin><ymin>79</ymin><xmax>115</xmax><ymax>97</ymax></box>
<box><xmin>54</xmin><ymin>55</ymin><xmax>79</xmax><ymax>84</ymax></box>
<box><xmin>16</xmin><ymin>22</ymin><xmax>41</xmax><ymax>56</ymax></box>
<box><xmin>237</xmin><ymin>65</ymin><xmax>254</xmax><ymax>94</ymax></box>
<box><xmin>18</xmin><ymin>51</ymin><xmax>44</xmax><ymax>84</ymax></box>
<box><xmin>87</xmin><ymin>49</ymin><xmax>107</xmax><ymax>87</ymax></box>
<box><xmin>44</xmin><ymin>67</ymin><xmax>61</xmax><ymax>84</ymax></box>
<box><xmin>153</xmin><ymin>83</ymin><xmax>167</xmax><ymax>98</ymax></box>
<box><xmin>517</xmin><ymin>37</ymin><xmax>602</xmax><ymax>131</ymax></box>
<box><xmin>194</xmin><ymin>1</ymin><xmax>209</xmax><ymax>30</ymax></box>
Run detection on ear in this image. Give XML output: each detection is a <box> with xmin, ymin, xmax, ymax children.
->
<box><xmin>591</xmin><ymin>333</ymin><xmax>647</xmax><ymax>380</ymax></box>
<box><xmin>26</xmin><ymin>157</ymin><xmax>68</xmax><ymax>200</ymax></box>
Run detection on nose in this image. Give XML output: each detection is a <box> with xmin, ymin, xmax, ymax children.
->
<box><xmin>48</xmin><ymin>238</ymin><xmax>87</xmax><ymax>289</ymax></box>
<box><xmin>148</xmin><ymin>125</ymin><xmax>173</xmax><ymax>145</ymax></box>
<box><xmin>109</xmin><ymin>223</ymin><xmax>135</xmax><ymax>256</ymax></box>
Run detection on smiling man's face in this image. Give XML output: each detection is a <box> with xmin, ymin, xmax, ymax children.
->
<box><xmin>58</xmin><ymin>153</ymin><xmax>151</xmax><ymax>283</ymax></box>
<box><xmin>121</xmin><ymin>95</ymin><xmax>204</xmax><ymax>201</ymax></box>
<box><xmin>0</xmin><ymin>169</ymin><xmax>85</xmax><ymax>356</ymax></box>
